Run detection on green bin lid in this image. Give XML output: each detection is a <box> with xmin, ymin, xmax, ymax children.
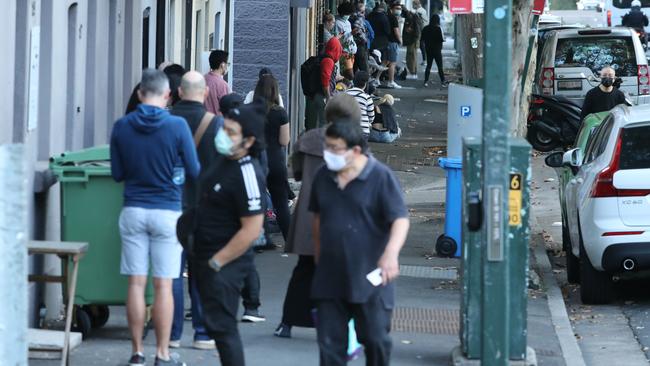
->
<box><xmin>49</xmin><ymin>145</ymin><xmax>112</xmax><ymax>182</ymax></box>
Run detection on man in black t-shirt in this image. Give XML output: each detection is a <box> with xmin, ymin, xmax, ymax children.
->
<box><xmin>581</xmin><ymin>67</ymin><xmax>627</xmax><ymax>121</ymax></box>
<box><xmin>193</xmin><ymin>103</ymin><xmax>267</xmax><ymax>366</ymax></box>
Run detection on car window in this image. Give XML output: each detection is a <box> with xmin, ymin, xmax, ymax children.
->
<box><xmin>554</xmin><ymin>37</ymin><xmax>638</xmax><ymax>77</ymax></box>
<box><xmin>583</xmin><ymin>116</ymin><xmax>613</xmax><ymax>164</ymax></box>
<box><xmin>619</xmin><ymin>125</ymin><xmax>650</xmax><ymax>169</ymax></box>
<box><xmin>612</xmin><ymin>0</ymin><xmax>650</xmax><ymax>8</ymax></box>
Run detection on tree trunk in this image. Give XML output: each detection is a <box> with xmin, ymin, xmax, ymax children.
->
<box><xmin>510</xmin><ymin>0</ymin><xmax>536</xmax><ymax>137</ymax></box>
<box><xmin>457</xmin><ymin>13</ymin><xmax>484</xmax><ymax>84</ymax></box>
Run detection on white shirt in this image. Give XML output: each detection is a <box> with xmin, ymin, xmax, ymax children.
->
<box><xmin>244</xmin><ymin>90</ymin><xmax>284</xmax><ymax>108</ymax></box>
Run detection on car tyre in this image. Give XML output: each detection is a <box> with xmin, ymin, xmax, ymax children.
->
<box><xmin>526</xmin><ymin>124</ymin><xmax>558</xmax><ymax>152</ymax></box>
<box><xmin>579</xmin><ymin>234</ymin><xmax>613</xmax><ymax>304</ymax></box>
<box><xmin>563</xmin><ymin>217</ymin><xmax>580</xmax><ymax>284</ymax></box>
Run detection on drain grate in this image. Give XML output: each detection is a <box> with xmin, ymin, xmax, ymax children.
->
<box><xmin>391</xmin><ymin>307</ymin><xmax>459</xmax><ymax>335</ymax></box>
<box><xmin>399</xmin><ymin>265</ymin><xmax>458</xmax><ymax>280</ymax></box>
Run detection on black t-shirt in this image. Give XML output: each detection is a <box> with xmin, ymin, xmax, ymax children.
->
<box><xmin>580</xmin><ymin>86</ymin><xmax>627</xmax><ymax>121</ymax></box>
<box><xmin>195</xmin><ymin>155</ymin><xmax>266</xmax><ymax>257</ymax></box>
<box><xmin>388</xmin><ymin>13</ymin><xmax>400</xmax><ymax>43</ymax></box>
<box><xmin>308</xmin><ymin>156</ymin><xmax>408</xmax><ymax>306</ymax></box>
<box><xmin>264</xmin><ymin>106</ymin><xmax>289</xmax><ymax>150</ymax></box>
<box><xmin>367</xmin><ymin>11</ymin><xmax>391</xmax><ymax>49</ymax></box>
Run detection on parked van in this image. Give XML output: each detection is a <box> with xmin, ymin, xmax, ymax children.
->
<box><xmin>604</xmin><ymin>0</ymin><xmax>650</xmax><ymax>30</ymax></box>
<box><xmin>536</xmin><ymin>28</ymin><xmax>650</xmax><ymax>105</ymax></box>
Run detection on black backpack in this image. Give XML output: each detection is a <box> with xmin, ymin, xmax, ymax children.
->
<box><xmin>301</xmin><ymin>55</ymin><xmax>330</xmax><ymax>98</ymax></box>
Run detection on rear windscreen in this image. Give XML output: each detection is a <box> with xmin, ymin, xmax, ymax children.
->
<box><xmin>554</xmin><ymin>37</ymin><xmax>638</xmax><ymax>76</ymax></box>
<box><xmin>613</xmin><ymin>0</ymin><xmax>650</xmax><ymax>8</ymax></box>
<box><xmin>619</xmin><ymin>126</ymin><xmax>650</xmax><ymax>170</ymax></box>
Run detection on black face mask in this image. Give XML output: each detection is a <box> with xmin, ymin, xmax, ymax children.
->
<box><xmin>601</xmin><ymin>77</ymin><xmax>614</xmax><ymax>87</ymax></box>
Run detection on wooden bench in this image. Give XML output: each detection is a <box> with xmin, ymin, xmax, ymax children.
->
<box><xmin>27</xmin><ymin>240</ymin><xmax>88</xmax><ymax>366</ymax></box>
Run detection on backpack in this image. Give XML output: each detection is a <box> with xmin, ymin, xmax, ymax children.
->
<box><xmin>300</xmin><ymin>55</ymin><xmax>331</xmax><ymax>98</ymax></box>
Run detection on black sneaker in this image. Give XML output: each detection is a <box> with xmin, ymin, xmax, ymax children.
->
<box><xmin>242</xmin><ymin>308</ymin><xmax>266</xmax><ymax>323</ymax></box>
<box><xmin>128</xmin><ymin>352</ymin><xmax>146</xmax><ymax>366</ymax></box>
<box><xmin>154</xmin><ymin>353</ymin><xmax>186</xmax><ymax>366</ymax></box>
<box><xmin>274</xmin><ymin>323</ymin><xmax>292</xmax><ymax>338</ymax></box>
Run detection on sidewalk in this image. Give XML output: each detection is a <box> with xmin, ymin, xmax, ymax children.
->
<box><xmin>33</xmin><ymin>51</ymin><xmax>571</xmax><ymax>366</ymax></box>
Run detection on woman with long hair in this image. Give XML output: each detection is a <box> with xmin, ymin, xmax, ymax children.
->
<box><xmin>254</xmin><ymin>75</ymin><xmax>291</xmax><ymax>242</ymax></box>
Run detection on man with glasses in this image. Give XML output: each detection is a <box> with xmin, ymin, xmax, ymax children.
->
<box><xmin>204</xmin><ymin>50</ymin><xmax>232</xmax><ymax>116</ymax></box>
<box><xmin>309</xmin><ymin>121</ymin><xmax>410</xmax><ymax>366</ymax></box>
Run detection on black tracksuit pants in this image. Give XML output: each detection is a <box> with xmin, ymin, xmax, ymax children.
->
<box><xmin>424</xmin><ymin>47</ymin><xmax>445</xmax><ymax>84</ymax></box>
<box><xmin>195</xmin><ymin>255</ymin><xmax>253</xmax><ymax>366</ymax></box>
<box><xmin>316</xmin><ymin>292</ymin><xmax>393</xmax><ymax>366</ymax></box>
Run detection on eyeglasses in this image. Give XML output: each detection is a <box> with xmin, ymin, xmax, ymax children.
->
<box><xmin>323</xmin><ymin>143</ymin><xmax>349</xmax><ymax>154</ymax></box>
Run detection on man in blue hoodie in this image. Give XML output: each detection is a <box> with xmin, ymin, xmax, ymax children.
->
<box><xmin>110</xmin><ymin>69</ymin><xmax>199</xmax><ymax>366</ymax></box>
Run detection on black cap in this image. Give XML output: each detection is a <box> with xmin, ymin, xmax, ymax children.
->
<box><xmin>224</xmin><ymin>101</ymin><xmax>266</xmax><ymax>157</ymax></box>
<box><xmin>353</xmin><ymin>71</ymin><xmax>370</xmax><ymax>88</ymax></box>
<box><xmin>219</xmin><ymin>93</ymin><xmax>244</xmax><ymax>116</ymax></box>
<box><xmin>258</xmin><ymin>67</ymin><xmax>273</xmax><ymax>79</ymax></box>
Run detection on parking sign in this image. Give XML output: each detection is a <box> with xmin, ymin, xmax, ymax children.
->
<box><xmin>461</xmin><ymin>106</ymin><xmax>472</xmax><ymax>118</ymax></box>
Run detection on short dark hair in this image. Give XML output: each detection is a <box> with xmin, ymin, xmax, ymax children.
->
<box><xmin>326</xmin><ymin>120</ymin><xmax>368</xmax><ymax>153</ymax></box>
<box><xmin>163</xmin><ymin>64</ymin><xmax>186</xmax><ymax>78</ymax></box>
<box><xmin>337</xmin><ymin>1</ymin><xmax>355</xmax><ymax>15</ymax></box>
<box><xmin>209</xmin><ymin>50</ymin><xmax>229</xmax><ymax>70</ymax></box>
<box><xmin>353</xmin><ymin>71</ymin><xmax>369</xmax><ymax>88</ymax></box>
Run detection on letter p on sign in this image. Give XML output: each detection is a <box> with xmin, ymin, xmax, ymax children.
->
<box><xmin>461</xmin><ymin>105</ymin><xmax>472</xmax><ymax>118</ymax></box>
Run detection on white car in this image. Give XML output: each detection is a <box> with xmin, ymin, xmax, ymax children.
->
<box><xmin>577</xmin><ymin>0</ymin><xmax>605</xmax><ymax>11</ymax></box>
<box><xmin>547</xmin><ymin>104</ymin><xmax>650</xmax><ymax>304</ymax></box>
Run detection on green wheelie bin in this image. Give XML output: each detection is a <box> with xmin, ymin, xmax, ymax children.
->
<box><xmin>50</xmin><ymin>145</ymin><xmax>154</xmax><ymax>338</ymax></box>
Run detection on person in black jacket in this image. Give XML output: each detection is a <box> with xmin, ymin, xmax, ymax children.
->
<box><xmin>421</xmin><ymin>14</ymin><xmax>448</xmax><ymax>87</ymax></box>
<box><xmin>580</xmin><ymin>67</ymin><xmax>627</xmax><ymax>121</ymax></box>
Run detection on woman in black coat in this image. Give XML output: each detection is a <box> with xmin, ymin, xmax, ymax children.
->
<box><xmin>421</xmin><ymin>14</ymin><xmax>448</xmax><ymax>87</ymax></box>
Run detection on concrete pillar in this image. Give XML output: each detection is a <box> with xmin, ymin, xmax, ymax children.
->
<box><xmin>0</xmin><ymin>144</ymin><xmax>29</xmax><ymax>366</ymax></box>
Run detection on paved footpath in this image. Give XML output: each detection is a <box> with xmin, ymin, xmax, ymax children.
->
<box><xmin>34</xmin><ymin>53</ymin><xmax>573</xmax><ymax>366</ymax></box>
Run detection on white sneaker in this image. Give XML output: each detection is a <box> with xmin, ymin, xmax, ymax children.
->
<box><xmin>169</xmin><ymin>340</ymin><xmax>181</xmax><ymax>349</ymax></box>
<box><xmin>193</xmin><ymin>339</ymin><xmax>216</xmax><ymax>350</ymax></box>
<box><xmin>387</xmin><ymin>81</ymin><xmax>402</xmax><ymax>89</ymax></box>
<box><xmin>407</xmin><ymin>74</ymin><xmax>418</xmax><ymax>80</ymax></box>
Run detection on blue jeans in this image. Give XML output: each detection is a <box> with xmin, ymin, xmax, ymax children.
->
<box><xmin>171</xmin><ymin>251</ymin><xmax>211</xmax><ymax>341</ymax></box>
<box><xmin>369</xmin><ymin>129</ymin><xmax>400</xmax><ymax>143</ymax></box>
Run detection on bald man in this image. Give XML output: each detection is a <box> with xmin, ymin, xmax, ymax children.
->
<box><xmin>169</xmin><ymin>70</ymin><xmax>222</xmax><ymax>350</ymax></box>
<box><xmin>580</xmin><ymin>67</ymin><xmax>627</xmax><ymax>121</ymax></box>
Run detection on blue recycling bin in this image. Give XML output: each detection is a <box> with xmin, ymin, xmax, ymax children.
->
<box><xmin>437</xmin><ymin>157</ymin><xmax>462</xmax><ymax>257</ymax></box>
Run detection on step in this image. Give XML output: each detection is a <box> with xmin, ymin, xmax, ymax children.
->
<box><xmin>28</xmin><ymin>328</ymin><xmax>82</xmax><ymax>360</ymax></box>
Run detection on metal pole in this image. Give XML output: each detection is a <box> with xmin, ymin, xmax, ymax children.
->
<box><xmin>520</xmin><ymin>14</ymin><xmax>540</xmax><ymax>96</ymax></box>
<box><xmin>0</xmin><ymin>144</ymin><xmax>28</xmax><ymax>366</ymax></box>
<box><xmin>481</xmin><ymin>1</ymin><xmax>512</xmax><ymax>365</ymax></box>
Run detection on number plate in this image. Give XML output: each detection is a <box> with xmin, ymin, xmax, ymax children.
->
<box><xmin>557</xmin><ymin>80</ymin><xmax>582</xmax><ymax>91</ymax></box>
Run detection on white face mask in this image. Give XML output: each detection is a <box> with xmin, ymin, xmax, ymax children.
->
<box><xmin>323</xmin><ymin>150</ymin><xmax>349</xmax><ymax>172</ymax></box>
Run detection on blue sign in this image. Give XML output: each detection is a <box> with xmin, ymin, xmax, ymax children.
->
<box><xmin>460</xmin><ymin>105</ymin><xmax>472</xmax><ymax>118</ymax></box>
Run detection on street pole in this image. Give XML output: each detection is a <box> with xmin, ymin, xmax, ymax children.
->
<box><xmin>481</xmin><ymin>1</ymin><xmax>512</xmax><ymax>365</ymax></box>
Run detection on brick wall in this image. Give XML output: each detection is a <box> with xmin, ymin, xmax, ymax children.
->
<box><xmin>232</xmin><ymin>0</ymin><xmax>290</xmax><ymax>106</ymax></box>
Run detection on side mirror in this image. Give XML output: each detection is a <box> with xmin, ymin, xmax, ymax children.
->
<box><xmin>562</xmin><ymin>148</ymin><xmax>582</xmax><ymax>173</ymax></box>
<box><xmin>545</xmin><ymin>151</ymin><xmax>564</xmax><ymax>168</ymax></box>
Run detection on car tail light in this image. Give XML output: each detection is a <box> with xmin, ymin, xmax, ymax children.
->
<box><xmin>602</xmin><ymin>231</ymin><xmax>645</xmax><ymax>236</ymax></box>
<box><xmin>540</xmin><ymin>67</ymin><xmax>554</xmax><ymax>95</ymax></box>
<box><xmin>607</xmin><ymin>10</ymin><xmax>612</xmax><ymax>27</ymax></box>
<box><xmin>639</xmin><ymin>65</ymin><xmax>650</xmax><ymax>95</ymax></box>
<box><xmin>590</xmin><ymin>131</ymin><xmax>650</xmax><ymax>197</ymax></box>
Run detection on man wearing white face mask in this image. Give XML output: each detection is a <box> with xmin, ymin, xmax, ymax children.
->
<box><xmin>192</xmin><ymin>102</ymin><xmax>267</xmax><ymax>366</ymax></box>
<box><xmin>309</xmin><ymin>121</ymin><xmax>410</xmax><ymax>366</ymax></box>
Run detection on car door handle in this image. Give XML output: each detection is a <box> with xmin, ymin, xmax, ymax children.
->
<box><xmin>576</xmin><ymin>178</ymin><xmax>584</xmax><ymax>184</ymax></box>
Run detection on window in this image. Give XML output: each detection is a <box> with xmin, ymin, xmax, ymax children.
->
<box><xmin>619</xmin><ymin>125</ymin><xmax>650</xmax><ymax>169</ymax></box>
<box><xmin>583</xmin><ymin>116</ymin><xmax>613</xmax><ymax>164</ymax></box>
<box><xmin>554</xmin><ymin>37</ymin><xmax>638</xmax><ymax>77</ymax></box>
<box><xmin>142</xmin><ymin>7</ymin><xmax>151</xmax><ymax>69</ymax></box>
<box><xmin>613</xmin><ymin>0</ymin><xmax>650</xmax><ymax>8</ymax></box>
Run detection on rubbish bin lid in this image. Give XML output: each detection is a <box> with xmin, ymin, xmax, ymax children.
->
<box><xmin>438</xmin><ymin>157</ymin><xmax>462</xmax><ymax>169</ymax></box>
<box><xmin>49</xmin><ymin>145</ymin><xmax>112</xmax><ymax>181</ymax></box>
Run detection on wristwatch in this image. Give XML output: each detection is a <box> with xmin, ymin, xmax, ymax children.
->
<box><xmin>208</xmin><ymin>258</ymin><xmax>222</xmax><ymax>272</ymax></box>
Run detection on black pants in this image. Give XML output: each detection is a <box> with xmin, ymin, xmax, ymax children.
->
<box><xmin>354</xmin><ymin>45</ymin><xmax>369</xmax><ymax>74</ymax></box>
<box><xmin>424</xmin><ymin>48</ymin><xmax>445</xmax><ymax>84</ymax></box>
<box><xmin>267</xmin><ymin>151</ymin><xmax>291</xmax><ymax>240</ymax></box>
<box><xmin>317</xmin><ymin>293</ymin><xmax>393</xmax><ymax>366</ymax></box>
<box><xmin>194</xmin><ymin>255</ymin><xmax>252</xmax><ymax>366</ymax></box>
<box><xmin>420</xmin><ymin>39</ymin><xmax>427</xmax><ymax>62</ymax></box>
<box><xmin>241</xmin><ymin>262</ymin><xmax>261</xmax><ymax>310</ymax></box>
<box><xmin>281</xmin><ymin>255</ymin><xmax>316</xmax><ymax>327</ymax></box>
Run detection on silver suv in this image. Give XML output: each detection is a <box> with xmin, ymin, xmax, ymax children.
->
<box><xmin>536</xmin><ymin>27</ymin><xmax>650</xmax><ymax>105</ymax></box>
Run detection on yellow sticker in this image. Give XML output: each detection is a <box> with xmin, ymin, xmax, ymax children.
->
<box><xmin>509</xmin><ymin>173</ymin><xmax>523</xmax><ymax>226</ymax></box>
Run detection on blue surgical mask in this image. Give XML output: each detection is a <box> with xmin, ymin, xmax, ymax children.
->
<box><xmin>342</xmin><ymin>15</ymin><xmax>350</xmax><ymax>21</ymax></box>
<box><xmin>215</xmin><ymin>127</ymin><xmax>234</xmax><ymax>156</ymax></box>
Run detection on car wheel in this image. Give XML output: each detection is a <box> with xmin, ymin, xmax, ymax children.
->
<box><xmin>526</xmin><ymin>125</ymin><xmax>558</xmax><ymax>152</ymax></box>
<box><xmin>563</xmin><ymin>217</ymin><xmax>580</xmax><ymax>284</ymax></box>
<box><xmin>579</xmin><ymin>233</ymin><xmax>613</xmax><ymax>304</ymax></box>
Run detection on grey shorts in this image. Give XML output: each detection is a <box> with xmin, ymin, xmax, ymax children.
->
<box><xmin>119</xmin><ymin>207</ymin><xmax>183</xmax><ymax>279</ymax></box>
